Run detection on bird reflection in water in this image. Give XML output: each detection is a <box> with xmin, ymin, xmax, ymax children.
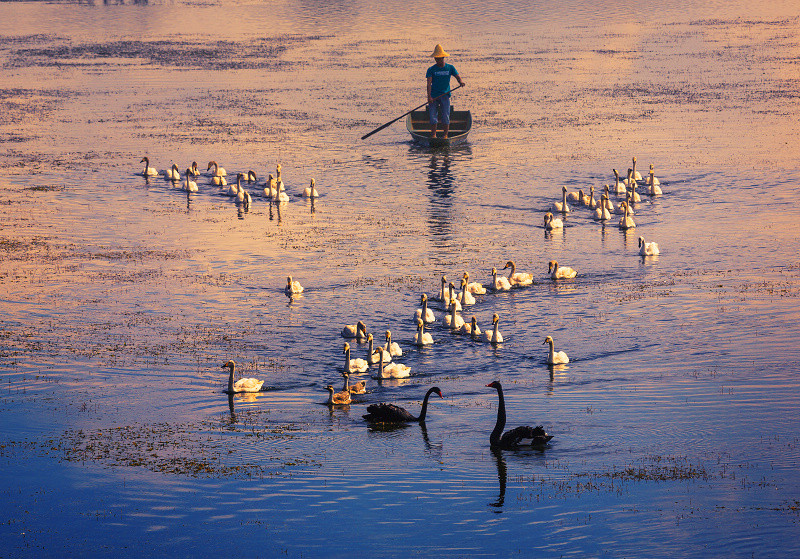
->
<box><xmin>548</xmin><ymin>362</ymin><xmax>569</xmax><ymax>383</ymax></box>
<box><xmin>489</xmin><ymin>447</ymin><xmax>507</xmax><ymax>510</ymax></box>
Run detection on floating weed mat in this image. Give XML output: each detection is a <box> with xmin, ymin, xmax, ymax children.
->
<box><xmin>48</xmin><ymin>416</ymin><xmax>317</xmax><ymax>479</ymax></box>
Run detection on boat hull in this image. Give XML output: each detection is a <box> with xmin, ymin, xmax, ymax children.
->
<box><xmin>406</xmin><ymin>109</ymin><xmax>472</xmax><ymax>146</ymax></box>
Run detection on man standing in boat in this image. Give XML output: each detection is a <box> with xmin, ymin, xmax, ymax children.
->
<box><xmin>426</xmin><ymin>44</ymin><xmax>465</xmax><ymax>140</ymax></box>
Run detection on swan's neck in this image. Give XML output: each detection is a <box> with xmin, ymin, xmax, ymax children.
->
<box><xmin>368</xmin><ymin>337</ymin><xmax>374</xmax><ymax>354</ymax></box>
<box><xmin>493</xmin><ymin>320</ymin><xmax>500</xmax><ymax>341</ymax></box>
<box><xmin>507</xmin><ymin>263</ymin><xmax>515</xmax><ymax>279</ymax></box>
<box><xmin>326</xmin><ymin>389</ymin><xmax>334</xmax><ymax>405</ymax></box>
<box><xmin>422</xmin><ymin>297</ymin><xmax>428</xmax><ymax>315</ymax></box>
<box><xmin>344</xmin><ymin>347</ymin><xmax>350</xmax><ymax>369</ymax></box>
<box><xmin>417</xmin><ymin>388</ymin><xmax>436</xmax><ymax>422</ymax></box>
<box><xmin>562</xmin><ymin>189</ymin><xmax>567</xmax><ymax>205</ymax></box>
<box><xmin>226</xmin><ymin>364</ymin><xmax>235</xmax><ymax>393</ymax></box>
<box><xmin>547</xmin><ymin>340</ymin><xmax>555</xmax><ymax>361</ymax></box>
<box><xmin>490</xmin><ymin>387</ymin><xmax>506</xmax><ymax>446</ymax></box>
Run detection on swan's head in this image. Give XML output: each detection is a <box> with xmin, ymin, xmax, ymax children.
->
<box><xmin>192</xmin><ymin>161</ymin><xmax>198</xmax><ymax>169</ymax></box>
<box><xmin>492</xmin><ymin>313</ymin><xmax>499</xmax><ymax>324</ymax></box>
<box><xmin>221</xmin><ymin>360</ymin><xmax>235</xmax><ymax>370</ymax></box>
<box><xmin>448</xmin><ymin>281</ymin><xmax>456</xmax><ymax>291</ymax></box>
<box><xmin>385</xmin><ymin>330</ymin><xmax>392</xmax><ymax>340</ymax></box>
<box><xmin>441</xmin><ymin>275</ymin><xmax>447</xmax><ymax>284</ymax></box>
<box><xmin>421</xmin><ymin>293</ymin><xmax>428</xmax><ymax>303</ymax></box>
<box><xmin>310</xmin><ymin>178</ymin><xmax>315</xmax><ymax>186</ymax></box>
<box><xmin>604</xmin><ymin>184</ymin><xmax>610</xmax><ymax>192</ymax></box>
<box><xmin>141</xmin><ymin>156</ymin><xmax>149</xmax><ymax>164</ymax></box>
<box><xmin>548</xmin><ymin>260</ymin><xmax>557</xmax><ymax>273</ymax></box>
<box><xmin>471</xmin><ymin>315</ymin><xmax>477</xmax><ymax>325</ymax></box>
<box><xmin>367</xmin><ymin>333</ymin><xmax>374</xmax><ymax>343</ymax></box>
<box><xmin>171</xmin><ymin>163</ymin><xmax>178</xmax><ymax>171</ymax></box>
<box><xmin>431</xmin><ymin>387</ymin><xmax>443</xmax><ymax>399</ymax></box>
<box><xmin>207</xmin><ymin>161</ymin><xmax>217</xmax><ymax>171</ymax></box>
<box><xmin>543</xmin><ymin>336</ymin><xmax>554</xmax><ymax>345</ymax></box>
<box><xmin>502</xmin><ymin>260</ymin><xmax>515</xmax><ymax>270</ymax></box>
<box><xmin>562</xmin><ymin>185</ymin><xmax>567</xmax><ymax>192</ymax></box>
<box><xmin>237</xmin><ymin>173</ymin><xmax>244</xmax><ymax>184</ymax></box>
<box><xmin>463</xmin><ymin>271</ymin><xmax>470</xmax><ymax>281</ymax></box>
<box><xmin>286</xmin><ymin>276</ymin><xmax>293</xmax><ymax>287</ymax></box>
<box><xmin>248</xmin><ymin>170</ymin><xmax>257</xmax><ymax>181</ymax></box>
<box><xmin>633</xmin><ymin>156</ymin><xmax>637</xmax><ymax>165</ymax></box>
<box><xmin>649</xmin><ymin>163</ymin><xmax>654</xmax><ymax>171</ymax></box>
<box><xmin>486</xmin><ymin>380</ymin><xmax>502</xmax><ymax>390</ymax></box>
<box><xmin>326</xmin><ymin>385</ymin><xmax>334</xmax><ymax>393</ymax></box>
<box><xmin>638</xmin><ymin>236</ymin><xmax>644</xmax><ymax>247</ymax></box>
<box><xmin>491</xmin><ymin>267</ymin><xmax>497</xmax><ymax>276</ymax></box>
<box><xmin>613</xmin><ymin>168</ymin><xmax>618</xmax><ymax>178</ymax></box>
<box><xmin>544</xmin><ymin>212</ymin><xmax>552</xmax><ymax>225</ymax></box>
<box><xmin>185</xmin><ymin>168</ymin><xmax>192</xmax><ymax>177</ymax></box>
<box><xmin>416</xmin><ymin>318</ymin><xmax>424</xmax><ymax>329</ymax></box>
<box><xmin>460</xmin><ymin>277</ymin><xmax>467</xmax><ymax>288</ymax></box>
<box><xmin>357</xmin><ymin>321</ymin><xmax>367</xmax><ymax>333</ymax></box>
<box><xmin>343</xmin><ymin>343</ymin><xmax>350</xmax><ymax>354</ymax></box>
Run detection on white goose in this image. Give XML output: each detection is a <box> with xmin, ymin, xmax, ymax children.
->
<box><xmin>284</xmin><ymin>276</ymin><xmax>303</xmax><ymax>294</ymax></box>
<box><xmin>544</xmin><ymin>212</ymin><xmax>564</xmax><ymax>230</ymax></box>
<box><xmin>303</xmin><ymin>178</ymin><xmax>319</xmax><ymax>198</ymax></box>
<box><xmin>462</xmin><ymin>272</ymin><xmax>487</xmax><ymax>295</ymax></box>
<box><xmin>443</xmin><ymin>300</ymin><xmax>465</xmax><ymax>330</ymax></box>
<box><xmin>414</xmin><ymin>318</ymin><xmax>433</xmax><ymax>346</ymax></box>
<box><xmin>458</xmin><ymin>278</ymin><xmax>476</xmax><ymax>306</ymax></box>
<box><xmin>342</xmin><ymin>320</ymin><xmax>368</xmax><ymax>340</ymax></box>
<box><xmin>343</xmin><ymin>342</ymin><xmax>369</xmax><ymax>374</ymax></box>
<box><xmin>222</xmin><ymin>360</ymin><xmax>264</xmax><ymax>393</ymax></box>
<box><xmin>544</xmin><ymin>336</ymin><xmax>569</xmax><ymax>364</ymax></box>
<box><xmin>482</xmin><ymin>313</ymin><xmax>504</xmax><ymax>344</ymax></box>
<box><xmin>367</xmin><ymin>334</ymin><xmax>392</xmax><ymax>365</ymax></box>
<box><xmin>140</xmin><ymin>156</ymin><xmax>159</xmax><ymax>176</ymax></box>
<box><xmin>383</xmin><ymin>330</ymin><xmax>403</xmax><ymax>357</ymax></box>
<box><xmin>551</xmin><ymin>185</ymin><xmax>571</xmax><ymax>213</ymax></box>
<box><xmin>415</xmin><ymin>293</ymin><xmax>436</xmax><ymax>323</ymax></box>
<box><xmin>638</xmin><ymin>236</ymin><xmax>660</xmax><ymax>256</ymax></box>
<box><xmin>182</xmin><ymin>168</ymin><xmax>198</xmax><ymax>192</ymax></box>
<box><xmin>207</xmin><ymin>160</ymin><xmax>227</xmax><ymax>177</ymax></box>
<box><xmin>593</xmin><ymin>194</ymin><xmax>611</xmax><ymax>221</ymax></box>
<box><xmin>374</xmin><ymin>348</ymin><xmax>410</xmax><ymax>379</ymax></box>
<box><xmin>490</xmin><ymin>267</ymin><xmax>512</xmax><ymax>292</ymax></box>
<box><xmin>618</xmin><ymin>201</ymin><xmax>636</xmax><ymax>230</ymax></box>
<box><xmin>548</xmin><ymin>260</ymin><xmax>577</xmax><ymax>280</ymax></box>
<box><xmin>503</xmin><ymin>260</ymin><xmax>533</xmax><ymax>287</ymax></box>
<box><xmin>165</xmin><ymin>163</ymin><xmax>181</xmax><ymax>181</ymax></box>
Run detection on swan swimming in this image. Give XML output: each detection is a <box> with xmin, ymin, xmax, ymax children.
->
<box><xmin>647</xmin><ymin>164</ymin><xmax>662</xmax><ymax>195</ymax></box>
<box><xmin>362</xmin><ymin>386</ymin><xmax>442</xmax><ymax>423</ymax></box>
<box><xmin>618</xmin><ymin>201</ymin><xmax>636</xmax><ymax>230</ymax></box>
<box><xmin>503</xmin><ymin>260</ymin><xmax>533</xmax><ymax>287</ymax></box>
<box><xmin>462</xmin><ymin>272</ymin><xmax>487</xmax><ymax>295</ymax></box>
<box><xmin>482</xmin><ymin>313</ymin><xmax>503</xmax><ymax>344</ymax></box>
<box><xmin>543</xmin><ymin>336</ymin><xmax>569</xmax><ymax>364</ymax></box>
<box><xmin>182</xmin><ymin>168</ymin><xmax>198</xmax><ymax>192</ymax></box>
<box><xmin>342</xmin><ymin>320</ymin><xmax>368</xmax><ymax>340</ymax></box>
<box><xmin>458</xmin><ymin>278</ymin><xmax>476</xmax><ymax>306</ymax></box>
<box><xmin>140</xmin><ymin>156</ymin><xmax>159</xmax><ymax>177</ymax></box>
<box><xmin>638</xmin><ymin>236</ymin><xmax>660</xmax><ymax>256</ymax></box>
<box><xmin>367</xmin><ymin>334</ymin><xmax>392</xmax><ymax>365</ymax></box>
<box><xmin>221</xmin><ymin>360</ymin><xmax>264</xmax><ymax>393</ymax></box>
<box><xmin>207</xmin><ymin>160</ymin><xmax>227</xmax><ymax>177</ymax></box>
<box><xmin>486</xmin><ymin>381</ymin><xmax>552</xmax><ymax>449</ymax></box>
<box><xmin>165</xmin><ymin>163</ymin><xmax>181</xmax><ymax>181</ymax></box>
<box><xmin>548</xmin><ymin>260</ymin><xmax>577</xmax><ymax>280</ymax></box>
<box><xmin>459</xmin><ymin>315</ymin><xmax>481</xmax><ymax>338</ymax></box>
<box><xmin>415</xmin><ymin>293</ymin><xmax>436</xmax><ymax>323</ymax></box>
<box><xmin>342</xmin><ymin>372</ymin><xmax>367</xmax><ymax>395</ymax></box>
<box><xmin>303</xmin><ymin>178</ymin><xmax>319</xmax><ymax>198</ymax></box>
<box><xmin>544</xmin><ymin>212</ymin><xmax>563</xmax><ymax>230</ymax></box>
<box><xmin>325</xmin><ymin>385</ymin><xmax>351</xmax><ymax>406</ymax></box>
<box><xmin>343</xmin><ymin>342</ymin><xmax>369</xmax><ymax>373</ymax></box>
<box><xmin>383</xmin><ymin>330</ymin><xmax>403</xmax><ymax>357</ymax></box>
<box><xmin>490</xmin><ymin>267</ymin><xmax>512</xmax><ymax>292</ymax></box>
<box><xmin>443</xmin><ymin>300</ymin><xmax>465</xmax><ymax>330</ymax></box>
<box><xmin>593</xmin><ymin>194</ymin><xmax>611</xmax><ymax>220</ymax></box>
<box><xmin>374</xmin><ymin>348</ymin><xmax>410</xmax><ymax>379</ymax></box>
<box><xmin>612</xmin><ymin>169</ymin><xmax>627</xmax><ymax>195</ymax></box>
<box><xmin>552</xmin><ymin>185</ymin><xmax>571</xmax><ymax>213</ymax></box>
<box><xmin>284</xmin><ymin>276</ymin><xmax>304</xmax><ymax>294</ymax></box>
<box><xmin>414</xmin><ymin>318</ymin><xmax>433</xmax><ymax>346</ymax></box>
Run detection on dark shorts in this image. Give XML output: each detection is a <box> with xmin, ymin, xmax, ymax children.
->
<box><xmin>428</xmin><ymin>95</ymin><xmax>451</xmax><ymax>126</ymax></box>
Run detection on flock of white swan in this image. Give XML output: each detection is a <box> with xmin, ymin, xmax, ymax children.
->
<box><xmin>148</xmin><ymin>154</ymin><xmax>665</xmax><ymax>449</ymax></box>
<box><xmin>140</xmin><ymin>157</ymin><xmax>319</xmax><ymax>208</ymax></box>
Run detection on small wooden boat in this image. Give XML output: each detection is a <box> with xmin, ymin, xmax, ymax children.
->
<box><xmin>406</xmin><ymin>107</ymin><xmax>472</xmax><ymax>146</ymax></box>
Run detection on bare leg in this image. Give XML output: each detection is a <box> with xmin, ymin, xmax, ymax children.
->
<box><xmin>430</xmin><ymin>125</ymin><xmax>437</xmax><ymax>138</ymax></box>
<box><xmin>443</xmin><ymin>124</ymin><xmax>450</xmax><ymax>139</ymax></box>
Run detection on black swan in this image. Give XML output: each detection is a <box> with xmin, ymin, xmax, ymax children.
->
<box><xmin>363</xmin><ymin>386</ymin><xmax>442</xmax><ymax>423</ymax></box>
<box><xmin>486</xmin><ymin>381</ymin><xmax>552</xmax><ymax>449</ymax></box>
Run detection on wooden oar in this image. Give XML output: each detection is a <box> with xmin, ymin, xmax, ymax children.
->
<box><xmin>361</xmin><ymin>84</ymin><xmax>463</xmax><ymax>140</ymax></box>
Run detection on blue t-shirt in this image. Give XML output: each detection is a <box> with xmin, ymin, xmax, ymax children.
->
<box><xmin>426</xmin><ymin>63</ymin><xmax>459</xmax><ymax>98</ymax></box>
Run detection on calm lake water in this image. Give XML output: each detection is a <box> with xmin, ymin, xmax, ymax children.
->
<box><xmin>2</xmin><ymin>0</ymin><xmax>800</xmax><ymax>557</ymax></box>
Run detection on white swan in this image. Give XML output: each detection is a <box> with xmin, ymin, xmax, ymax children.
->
<box><xmin>503</xmin><ymin>260</ymin><xmax>533</xmax><ymax>287</ymax></box>
<box><xmin>284</xmin><ymin>276</ymin><xmax>303</xmax><ymax>294</ymax></box>
<box><xmin>431</xmin><ymin>275</ymin><xmax>448</xmax><ymax>302</ymax></box>
<box><xmin>626</xmin><ymin>170</ymin><xmax>642</xmax><ymax>202</ymax></box>
<box><xmin>245</xmin><ymin>170</ymin><xmax>257</xmax><ymax>183</ymax></box>
<box><xmin>552</xmin><ymin>185</ymin><xmax>571</xmax><ymax>213</ymax></box>
<box><xmin>414</xmin><ymin>318</ymin><xmax>433</xmax><ymax>346</ymax></box>
<box><xmin>566</xmin><ymin>189</ymin><xmax>583</xmax><ymax>204</ymax></box>
<box><xmin>222</xmin><ymin>360</ymin><xmax>264</xmax><ymax>393</ymax></box>
<box><xmin>544</xmin><ymin>336</ymin><xmax>569</xmax><ymax>364</ymax></box>
<box><xmin>585</xmin><ymin>186</ymin><xmax>597</xmax><ymax>209</ymax></box>
<box><xmin>303</xmin><ymin>178</ymin><xmax>319</xmax><ymax>198</ymax></box>
<box><xmin>213</xmin><ymin>174</ymin><xmax>228</xmax><ymax>187</ymax></box>
<box><xmin>446</xmin><ymin>282</ymin><xmax>462</xmax><ymax>311</ymax></box>
<box><xmin>165</xmin><ymin>163</ymin><xmax>181</xmax><ymax>181</ymax></box>
<box><xmin>490</xmin><ymin>267</ymin><xmax>512</xmax><ymax>292</ymax></box>
<box><xmin>463</xmin><ymin>272</ymin><xmax>487</xmax><ymax>295</ymax></box>
<box><xmin>549</xmin><ymin>260</ymin><xmax>577</xmax><ymax>280</ymax></box>
<box><xmin>342</xmin><ymin>320</ymin><xmax>368</xmax><ymax>340</ymax></box>
<box><xmin>374</xmin><ymin>349</ymin><xmax>410</xmax><ymax>379</ymax></box>
<box><xmin>458</xmin><ymin>278</ymin><xmax>476</xmax><ymax>306</ymax></box>
<box><xmin>367</xmin><ymin>334</ymin><xmax>392</xmax><ymax>364</ymax></box>
<box><xmin>593</xmin><ymin>194</ymin><xmax>611</xmax><ymax>220</ymax></box>
<box><xmin>274</xmin><ymin>181</ymin><xmax>290</xmax><ymax>203</ymax></box>
<box><xmin>443</xmin><ymin>300</ymin><xmax>465</xmax><ymax>330</ymax></box>
<box><xmin>235</xmin><ymin>174</ymin><xmax>249</xmax><ymax>203</ymax></box>
<box><xmin>343</xmin><ymin>342</ymin><xmax>369</xmax><ymax>373</ymax></box>
<box><xmin>544</xmin><ymin>212</ymin><xmax>563</xmax><ymax>230</ymax></box>
<box><xmin>264</xmin><ymin>174</ymin><xmax>278</xmax><ymax>197</ymax></box>
<box><xmin>459</xmin><ymin>315</ymin><xmax>481</xmax><ymax>338</ymax></box>
<box><xmin>614</xmin><ymin>197</ymin><xmax>634</xmax><ymax>215</ymax></box>
<box><xmin>326</xmin><ymin>385</ymin><xmax>351</xmax><ymax>406</ymax></box>
<box><xmin>140</xmin><ymin>156</ymin><xmax>159</xmax><ymax>176</ymax></box>
<box><xmin>647</xmin><ymin>164</ymin><xmax>662</xmax><ymax>195</ymax></box>
<box><xmin>182</xmin><ymin>168</ymin><xmax>198</xmax><ymax>192</ymax></box>
<box><xmin>207</xmin><ymin>160</ymin><xmax>227</xmax><ymax>177</ymax></box>
<box><xmin>482</xmin><ymin>313</ymin><xmax>503</xmax><ymax>344</ymax></box>
<box><xmin>383</xmin><ymin>330</ymin><xmax>403</xmax><ymax>357</ymax></box>
<box><xmin>226</xmin><ymin>177</ymin><xmax>239</xmax><ymax>197</ymax></box>
<box><xmin>601</xmin><ymin>185</ymin><xmax>615</xmax><ymax>211</ymax></box>
<box><xmin>638</xmin><ymin>236</ymin><xmax>660</xmax><ymax>256</ymax></box>
<box><xmin>632</xmin><ymin>156</ymin><xmax>642</xmax><ymax>181</ymax></box>
<box><xmin>189</xmin><ymin>161</ymin><xmax>200</xmax><ymax>177</ymax></box>
<box><xmin>618</xmin><ymin>201</ymin><xmax>636</xmax><ymax>230</ymax></box>
<box><xmin>414</xmin><ymin>293</ymin><xmax>436</xmax><ymax>323</ymax></box>
<box><xmin>612</xmin><ymin>169</ymin><xmax>627</xmax><ymax>195</ymax></box>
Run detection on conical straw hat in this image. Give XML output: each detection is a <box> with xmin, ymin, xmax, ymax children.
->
<box><xmin>430</xmin><ymin>44</ymin><xmax>450</xmax><ymax>58</ymax></box>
